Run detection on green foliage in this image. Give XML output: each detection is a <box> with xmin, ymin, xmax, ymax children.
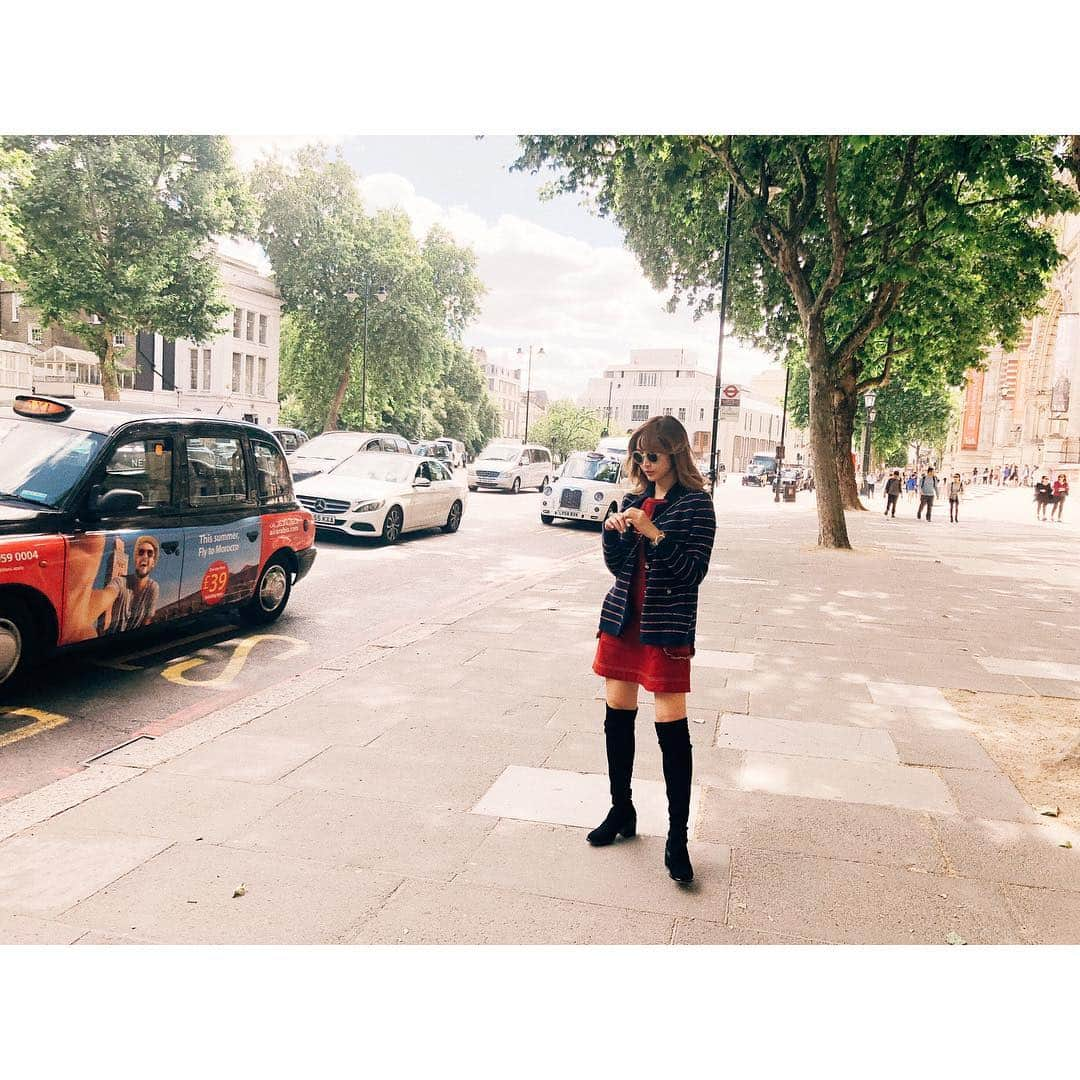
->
<box><xmin>0</xmin><ymin>143</ymin><xmax>31</xmax><ymax>280</ymax></box>
<box><xmin>9</xmin><ymin>136</ymin><xmax>251</xmax><ymax>397</ymax></box>
<box><xmin>528</xmin><ymin>400</ymin><xmax>603</xmax><ymax>461</ymax></box>
<box><xmin>252</xmin><ymin>147</ymin><xmax>487</xmax><ymax>437</ymax></box>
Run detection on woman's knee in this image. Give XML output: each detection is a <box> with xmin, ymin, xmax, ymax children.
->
<box><xmin>653</xmin><ymin>693</ymin><xmax>687</xmax><ymax>723</ymax></box>
<box><xmin>605</xmin><ymin>679</ymin><xmax>639</xmax><ymax>710</ymax></box>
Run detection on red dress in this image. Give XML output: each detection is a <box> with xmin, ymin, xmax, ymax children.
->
<box><xmin>592</xmin><ymin>497</ymin><xmax>692</xmax><ymax>693</ymax></box>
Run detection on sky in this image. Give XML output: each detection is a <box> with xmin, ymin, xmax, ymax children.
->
<box><xmin>230</xmin><ymin>134</ymin><xmax>778</xmax><ymax>403</ymax></box>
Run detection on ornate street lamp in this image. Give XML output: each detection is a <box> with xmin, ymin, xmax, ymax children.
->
<box><xmin>346</xmin><ymin>276</ymin><xmax>389</xmax><ymax>431</ymax></box>
<box><xmin>860</xmin><ymin>389</ymin><xmax>877</xmax><ymax>497</ymax></box>
<box><xmin>516</xmin><ymin>344</ymin><xmax>544</xmax><ymax>442</ymax></box>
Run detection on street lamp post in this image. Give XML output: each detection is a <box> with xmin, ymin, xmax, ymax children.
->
<box><xmin>860</xmin><ymin>389</ymin><xmax>877</xmax><ymax>497</ymax></box>
<box><xmin>773</xmin><ymin>365</ymin><xmax>791</xmax><ymax>503</ymax></box>
<box><xmin>517</xmin><ymin>345</ymin><xmax>544</xmax><ymax>443</ymax></box>
<box><xmin>708</xmin><ymin>182</ymin><xmax>736</xmax><ymax>501</ymax></box>
<box><xmin>345</xmin><ymin>274</ymin><xmax>389</xmax><ymax>432</ymax></box>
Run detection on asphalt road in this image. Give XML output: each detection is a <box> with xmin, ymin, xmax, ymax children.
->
<box><xmin>0</xmin><ymin>484</ymin><xmax>598</xmax><ymax>803</ymax></box>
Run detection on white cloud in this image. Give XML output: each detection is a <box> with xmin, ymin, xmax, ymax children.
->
<box><xmin>354</xmin><ymin>172</ymin><xmax>780</xmax><ymax>402</ymax></box>
<box><xmin>229</xmin><ymin>134</ymin><xmax>347</xmax><ymax>171</ymax></box>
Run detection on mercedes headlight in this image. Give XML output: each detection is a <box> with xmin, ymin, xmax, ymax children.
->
<box><xmin>352</xmin><ymin>499</ymin><xmax>385</xmax><ymax>513</ymax></box>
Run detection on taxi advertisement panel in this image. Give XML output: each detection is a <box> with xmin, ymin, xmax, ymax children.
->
<box><xmin>0</xmin><ymin>536</ymin><xmax>66</xmax><ymax>619</ymax></box>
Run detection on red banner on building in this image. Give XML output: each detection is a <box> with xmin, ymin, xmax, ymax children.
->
<box><xmin>961</xmin><ymin>370</ymin><xmax>985</xmax><ymax>450</ymax></box>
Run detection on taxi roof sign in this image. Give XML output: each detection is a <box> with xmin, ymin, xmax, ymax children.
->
<box><xmin>13</xmin><ymin>395</ymin><xmax>74</xmax><ymax>420</ymax></box>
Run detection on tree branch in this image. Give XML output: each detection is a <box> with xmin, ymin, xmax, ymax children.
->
<box><xmin>811</xmin><ymin>136</ymin><xmax>848</xmax><ymax>319</ymax></box>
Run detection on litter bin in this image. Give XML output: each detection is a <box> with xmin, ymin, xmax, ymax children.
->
<box><xmin>782</xmin><ymin>480</ymin><xmax>797</xmax><ymax>502</ymax></box>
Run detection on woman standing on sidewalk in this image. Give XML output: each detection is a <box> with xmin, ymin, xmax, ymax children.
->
<box><xmin>588</xmin><ymin>415</ymin><xmax>716</xmax><ymax>885</ymax></box>
<box><xmin>1034</xmin><ymin>475</ymin><xmax>1053</xmax><ymax>521</ymax></box>
<box><xmin>1052</xmin><ymin>473</ymin><xmax>1069</xmax><ymax>521</ymax></box>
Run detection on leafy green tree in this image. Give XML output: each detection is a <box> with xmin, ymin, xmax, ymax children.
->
<box><xmin>529</xmin><ymin>400</ymin><xmax>603</xmax><ymax>461</ymax></box>
<box><xmin>0</xmin><ymin>143</ymin><xmax>31</xmax><ymax>281</ymax></box>
<box><xmin>515</xmin><ymin>136</ymin><xmax>1078</xmax><ymax>548</ymax></box>
<box><xmin>9</xmin><ymin>136</ymin><xmax>251</xmax><ymax>399</ymax></box>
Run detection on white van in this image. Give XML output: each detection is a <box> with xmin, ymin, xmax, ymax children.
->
<box><xmin>540</xmin><ymin>451</ymin><xmax>629</xmax><ymax>526</ymax></box>
<box><xmin>435</xmin><ymin>437</ymin><xmax>467</xmax><ymax>468</ymax></box>
<box><xmin>468</xmin><ymin>443</ymin><xmax>553</xmax><ymax>493</ymax></box>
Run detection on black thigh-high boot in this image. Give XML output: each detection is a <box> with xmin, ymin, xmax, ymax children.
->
<box><xmin>656</xmin><ymin>718</ymin><xmax>694</xmax><ymax>883</ymax></box>
<box><xmin>587</xmin><ymin>705</ymin><xmax>637</xmax><ymax>846</ymax></box>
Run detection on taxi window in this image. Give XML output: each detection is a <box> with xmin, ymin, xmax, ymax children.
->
<box><xmin>0</xmin><ymin>416</ymin><xmax>105</xmax><ymax>507</ymax></box>
<box><xmin>102</xmin><ymin>437</ymin><xmax>175</xmax><ymax>507</ymax></box>
<box><xmin>276</xmin><ymin>431</ymin><xmax>298</xmax><ymax>452</ymax></box>
<box><xmin>252</xmin><ymin>439</ymin><xmax>293</xmax><ymax>505</ymax></box>
<box><xmin>187</xmin><ymin>436</ymin><xmax>248</xmax><ymax>506</ymax></box>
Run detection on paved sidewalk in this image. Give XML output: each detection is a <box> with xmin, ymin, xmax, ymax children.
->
<box><xmin>1</xmin><ymin>487</ymin><xmax>1078</xmax><ymax>944</ymax></box>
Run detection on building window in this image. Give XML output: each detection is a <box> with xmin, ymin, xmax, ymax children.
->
<box><xmin>257</xmin><ymin>356</ymin><xmax>266</xmax><ymax>397</ymax></box>
<box><xmin>113</xmin><ymin>331</ymin><xmax>126</xmax><ymax>347</ymax></box>
<box><xmin>190</xmin><ymin>349</ymin><xmax>199</xmax><ymax>390</ymax></box>
<box><xmin>636</xmin><ymin>371</ymin><xmax>658</xmax><ymax>387</ymax></box>
<box><xmin>11</xmin><ymin>293</ymin><xmax>20</xmax><ymax>322</ymax></box>
<box><xmin>678</xmin><ymin>407</ymin><xmax>686</xmax><ymax>421</ymax></box>
<box><xmin>632</xmin><ymin>404</ymin><xmax>649</xmax><ymax>422</ymax></box>
<box><xmin>246</xmin><ymin>311</ymin><xmax>255</xmax><ymax>341</ymax></box>
<box><xmin>28</xmin><ymin>325</ymin><xmax>43</xmax><ymax>345</ymax></box>
<box><xmin>203</xmin><ymin>349</ymin><xmax>212</xmax><ymax>391</ymax></box>
<box><xmin>232</xmin><ymin>352</ymin><xmax>242</xmax><ymax>393</ymax></box>
<box><xmin>233</xmin><ymin>308</ymin><xmax>243</xmax><ymax>338</ymax></box>
<box><xmin>245</xmin><ymin>354</ymin><xmax>254</xmax><ymax>395</ymax></box>
<box><xmin>258</xmin><ymin>314</ymin><xmax>268</xmax><ymax>345</ymax></box>
<box><xmin>663</xmin><ymin>407</ymin><xmax>673</xmax><ymax>416</ymax></box>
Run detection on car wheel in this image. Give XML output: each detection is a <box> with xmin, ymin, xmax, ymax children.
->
<box><xmin>443</xmin><ymin>500</ymin><xmax>463</xmax><ymax>534</ymax></box>
<box><xmin>239</xmin><ymin>556</ymin><xmax>292</xmax><ymax>626</ymax></box>
<box><xmin>540</xmin><ymin>513</ymin><xmax>555</xmax><ymax>525</ymax></box>
<box><xmin>511</xmin><ymin>477</ymin><xmax>521</xmax><ymax>494</ymax></box>
<box><xmin>0</xmin><ymin>597</ymin><xmax>37</xmax><ymax>692</ymax></box>
<box><xmin>381</xmin><ymin>505</ymin><xmax>404</xmax><ymax>544</ymax></box>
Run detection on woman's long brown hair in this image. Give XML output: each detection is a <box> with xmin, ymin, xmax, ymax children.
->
<box><xmin>626</xmin><ymin>415</ymin><xmax>707</xmax><ymax>494</ymax></box>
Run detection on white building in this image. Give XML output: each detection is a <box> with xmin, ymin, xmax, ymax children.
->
<box><xmin>0</xmin><ymin>340</ymin><xmax>44</xmax><ymax>404</ymax></box>
<box><xmin>474</xmin><ymin>348</ymin><xmax>521</xmax><ymax>439</ymax></box>
<box><xmin>581</xmin><ymin>348</ymin><xmax>808</xmax><ymax>471</ymax></box>
<box><xmin>1</xmin><ymin>253</ymin><xmax>282</xmax><ymax>424</ymax></box>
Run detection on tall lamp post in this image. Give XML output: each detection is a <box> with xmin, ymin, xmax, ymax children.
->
<box><xmin>517</xmin><ymin>344</ymin><xmax>544</xmax><ymax>442</ymax></box>
<box><xmin>860</xmin><ymin>389</ymin><xmax>877</xmax><ymax>497</ymax></box>
<box><xmin>773</xmin><ymin>365</ymin><xmax>792</xmax><ymax>503</ymax></box>
<box><xmin>345</xmin><ymin>274</ymin><xmax>389</xmax><ymax>432</ymax></box>
<box><xmin>708</xmin><ymin>183</ymin><xmax>736</xmax><ymax>500</ymax></box>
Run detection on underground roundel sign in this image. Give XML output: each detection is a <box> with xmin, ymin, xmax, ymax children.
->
<box><xmin>201</xmin><ymin>560</ymin><xmax>230</xmax><ymax>605</ymax></box>
<box><xmin>723</xmin><ymin>384</ymin><xmax>740</xmax><ymax>399</ymax></box>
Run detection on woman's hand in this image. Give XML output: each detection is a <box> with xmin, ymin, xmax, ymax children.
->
<box><xmin>604</xmin><ymin>511</ymin><xmax>630</xmax><ymax>533</ymax></box>
<box><xmin>622</xmin><ymin>507</ymin><xmax>661</xmax><ymax>540</ymax></box>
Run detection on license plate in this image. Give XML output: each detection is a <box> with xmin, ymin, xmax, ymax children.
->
<box><xmin>558</xmin><ymin>509</ymin><xmax>584</xmax><ymax>518</ymax></box>
<box><xmin>314</xmin><ymin>513</ymin><xmax>337</xmax><ymax>524</ymax></box>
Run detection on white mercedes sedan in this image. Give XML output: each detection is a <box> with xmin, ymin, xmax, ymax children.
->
<box><xmin>295</xmin><ymin>452</ymin><xmax>467</xmax><ymax>544</ymax></box>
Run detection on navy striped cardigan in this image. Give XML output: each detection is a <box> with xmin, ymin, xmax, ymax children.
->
<box><xmin>598</xmin><ymin>480</ymin><xmax>717</xmax><ymax>649</ymax></box>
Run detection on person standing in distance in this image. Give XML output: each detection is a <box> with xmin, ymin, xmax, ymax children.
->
<box><xmin>917</xmin><ymin>468</ymin><xmax>940</xmax><ymax>522</ymax></box>
<box><xmin>1052</xmin><ymin>473</ymin><xmax>1069</xmax><ymax>521</ymax></box>
<box><xmin>883</xmin><ymin>470</ymin><xmax>902</xmax><ymax>518</ymax></box>
<box><xmin>948</xmin><ymin>473</ymin><xmax>964</xmax><ymax>523</ymax></box>
<box><xmin>589</xmin><ymin>416</ymin><xmax>716</xmax><ymax>885</ymax></box>
<box><xmin>1034</xmin><ymin>475</ymin><xmax>1053</xmax><ymax>521</ymax></box>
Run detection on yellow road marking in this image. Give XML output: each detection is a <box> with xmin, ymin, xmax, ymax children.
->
<box><xmin>0</xmin><ymin>706</ymin><xmax>71</xmax><ymax>749</ymax></box>
<box><xmin>161</xmin><ymin>634</ymin><xmax>308</xmax><ymax>689</ymax></box>
<box><xmin>96</xmin><ymin>623</ymin><xmax>241</xmax><ymax>671</ymax></box>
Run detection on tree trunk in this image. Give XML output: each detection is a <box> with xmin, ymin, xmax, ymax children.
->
<box><xmin>99</xmin><ymin>334</ymin><xmax>120</xmax><ymax>402</ymax></box>
<box><xmin>324</xmin><ymin>354</ymin><xmax>351</xmax><ymax>432</ymax></box>
<box><xmin>833</xmin><ymin>390</ymin><xmax>864</xmax><ymax>510</ymax></box>
<box><xmin>809</xmin><ymin>361</ymin><xmax>852</xmax><ymax>549</ymax></box>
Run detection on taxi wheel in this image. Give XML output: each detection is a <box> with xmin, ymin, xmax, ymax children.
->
<box><xmin>540</xmin><ymin>513</ymin><xmax>555</xmax><ymax>525</ymax></box>
<box><xmin>442</xmin><ymin>500</ymin><xmax>463</xmax><ymax>534</ymax></box>
<box><xmin>381</xmin><ymin>506</ymin><xmax>404</xmax><ymax>545</ymax></box>
<box><xmin>511</xmin><ymin>477</ymin><xmax>521</xmax><ymax>494</ymax></box>
<box><xmin>240</xmin><ymin>557</ymin><xmax>292</xmax><ymax>626</ymax></box>
<box><xmin>0</xmin><ymin>598</ymin><xmax>36</xmax><ymax>690</ymax></box>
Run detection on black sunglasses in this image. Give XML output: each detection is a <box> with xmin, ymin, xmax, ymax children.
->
<box><xmin>632</xmin><ymin>451</ymin><xmax>662</xmax><ymax>464</ymax></box>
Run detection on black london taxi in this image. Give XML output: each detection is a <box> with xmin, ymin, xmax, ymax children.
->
<box><xmin>0</xmin><ymin>395</ymin><xmax>317</xmax><ymax>692</ymax></box>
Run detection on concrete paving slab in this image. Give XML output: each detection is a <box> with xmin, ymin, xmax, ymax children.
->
<box><xmin>739</xmin><ymin>694</ymin><xmax>899</xmax><ymax>728</ymax></box>
<box><xmin>279</xmin><ymin>745</ymin><xmax>503</xmax><ymax>811</ymax></box>
<box><xmin>693</xmin><ymin>649</ymin><xmax>756</xmax><ymax>671</ymax></box>
<box><xmin>545</xmin><ymin>698</ymin><xmax>718</xmax><ymax>733</ymax></box>
<box><xmin>457</xmin><ymin>819</ymin><xmax>730</xmax><ymax>918</ymax></box>
<box><xmin>1000</xmin><ymin>884</ymin><xmax>1080</xmax><ymax>944</ymax></box>
<box><xmin>0</xmin><ymin>829</ymin><xmax>170</xmax><ymax>916</ymax></box>
<box><xmin>155</xmin><ymin>732</ymin><xmax>331</xmax><ymax>784</ymax></box>
<box><xmin>672</xmin><ymin>918</ymin><xmax>825</xmax><ymax>944</ymax></box>
<box><xmin>738</xmin><ymin>751</ymin><xmax>958</xmax><ymax>814</ymax></box>
<box><xmin>728</xmin><ymin>849</ymin><xmax>1022</xmax><ymax>944</ymax></box>
<box><xmin>936</xmin><ymin>768</ymin><xmax>1041</xmax><ymax>823</ymax></box>
<box><xmin>227</xmin><ymin>789</ymin><xmax>496</xmax><ymax>882</ymax></box>
<box><xmin>931</xmin><ymin>815</ymin><xmax>1080</xmax><ymax>891</ymax></box>
<box><xmin>728</xmin><ymin>673</ymin><xmax>874</xmax><ymax>701</ymax></box>
<box><xmin>43</xmin><ymin>773</ymin><xmax>296</xmax><ymax>843</ymax></box>
<box><xmin>979</xmin><ymin>657</ymin><xmax>1080</xmax><ymax>681</ymax></box>
<box><xmin>886</xmin><ymin>727</ymin><xmax>999</xmax><ymax>771</ymax></box>
<box><xmin>242</xmin><ymin>703</ymin><xmax>400</xmax><ymax>746</ymax></box>
<box><xmin>1018</xmin><ymin>678</ymin><xmax>1080</xmax><ymax>699</ymax></box>
<box><xmin>366</xmin><ymin>718</ymin><xmax>563</xmax><ymax>769</ymax></box>
<box><xmin>696</xmin><ymin>787</ymin><xmax>942</xmax><ymax>871</ymax></box>
<box><xmin>349</xmin><ymin>879</ymin><xmax>676</xmax><ymax>944</ymax></box>
<box><xmin>716</xmin><ymin>714</ymin><xmax>899</xmax><ymax>764</ymax></box>
<box><xmin>56</xmin><ymin>841</ymin><xmax>402</xmax><ymax>944</ymax></box>
<box><xmin>470</xmin><ymin>765</ymin><xmax>701</xmax><ymax>839</ymax></box>
<box><xmin>868</xmin><ymin>682</ymin><xmax>956</xmax><ymax>711</ymax></box>
<box><xmin>0</xmin><ymin>914</ymin><xmax>88</xmax><ymax>944</ymax></box>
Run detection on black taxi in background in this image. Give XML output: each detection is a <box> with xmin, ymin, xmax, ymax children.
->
<box><xmin>0</xmin><ymin>395</ymin><xmax>317</xmax><ymax>693</ymax></box>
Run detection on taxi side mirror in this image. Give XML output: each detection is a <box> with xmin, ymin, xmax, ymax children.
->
<box><xmin>413</xmin><ymin>476</ymin><xmax>431</xmax><ymax>488</ymax></box>
<box><xmin>86</xmin><ymin>486</ymin><xmax>142</xmax><ymax>520</ymax></box>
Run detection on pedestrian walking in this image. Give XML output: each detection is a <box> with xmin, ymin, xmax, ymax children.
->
<box><xmin>948</xmin><ymin>473</ymin><xmax>964</xmax><ymax>522</ymax></box>
<box><xmin>917</xmin><ymin>468</ymin><xmax>940</xmax><ymax>521</ymax></box>
<box><xmin>1052</xmin><ymin>473</ymin><xmax>1069</xmax><ymax>521</ymax></box>
<box><xmin>591</xmin><ymin>415</ymin><xmax>716</xmax><ymax>885</ymax></box>
<box><xmin>906</xmin><ymin>473</ymin><xmax>918</xmax><ymax>501</ymax></box>
<box><xmin>1034</xmin><ymin>475</ymin><xmax>1053</xmax><ymax>521</ymax></box>
<box><xmin>884</xmin><ymin>470</ymin><xmax>902</xmax><ymax>518</ymax></box>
